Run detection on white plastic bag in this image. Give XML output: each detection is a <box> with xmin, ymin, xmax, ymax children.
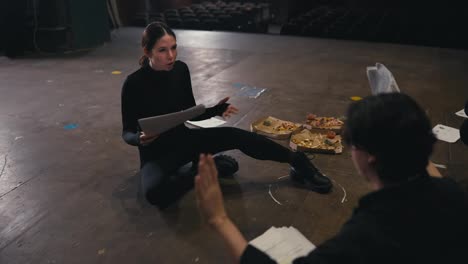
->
<box><xmin>366</xmin><ymin>63</ymin><xmax>400</xmax><ymax>95</ymax></box>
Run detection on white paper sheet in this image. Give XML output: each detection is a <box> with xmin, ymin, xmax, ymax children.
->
<box><xmin>455</xmin><ymin>109</ymin><xmax>468</xmax><ymax>118</ymax></box>
<box><xmin>249</xmin><ymin>226</ymin><xmax>316</xmax><ymax>264</ymax></box>
<box><xmin>185</xmin><ymin>117</ymin><xmax>226</xmax><ymax>128</ymax></box>
<box><xmin>432</xmin><ymin>124</ymin><xmax>460</xmax><ymax>143</ymax></box>
<box><xmin>138</xmin><ymin>104</ymin><xmax>206</xmax><ymax>135</ymax></box>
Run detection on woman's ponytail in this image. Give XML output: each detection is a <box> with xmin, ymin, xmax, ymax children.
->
<box><xmin>139</xmin><ymin>55</ymin><xmax>149</xmax><ymax>66</ymax></box>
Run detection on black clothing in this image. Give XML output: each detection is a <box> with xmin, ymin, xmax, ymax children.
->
<box><xmin>213</xmin><ymin>154</ymin><xmax>239</xmax><ymax>176</ymax></box>
<box><xmin>121</xmin><ymin>61</ymin><xmax>308</xmax><ymax>207</ymax></box>
<box><xmin>241</xmin><ymin>176</ymin><xmax>468</xmax><ymax>264</ymax></box>
<box><xmin>121</xmin><ymin>61</ymin><xmax>228</xmax><ymax>163</ymax></box>
<box><xmin>140</xmin><ymin>127</ymin><xmax>293</xmax><ymax>208</ymax></box>
<box><xmin>462</xmin><ymin>100</ymin><xmax>468</xmax><ymax>145</ymax></box>
<box><xmin>121</xmin><ymin>60</ymin><xmax>293</xmax><ymax>166</ymax></box>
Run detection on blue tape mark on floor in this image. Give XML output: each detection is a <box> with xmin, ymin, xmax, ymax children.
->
<box><xmin>238</xmin><ymin>86</ymin><xmax>266</xmax><ymax>98</ymax></box>
<box><xmin>64</xmin><ymin>124</ymin><xmax>78</xmax><ymax>130</ymax></box>
<box><xmin>232</xmin><ymin>82</ymin><xmax>244</xmax><ymax>89</ymax></box>
<box><xmin>232</xmin><ymin>82</ymin><xmax>267</xmax><ymax>99</ymax></box>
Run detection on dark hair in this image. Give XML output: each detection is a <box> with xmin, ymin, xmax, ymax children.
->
<box><xmin>139</xmin><ymin>22</ymin><xmax>176</xmax><ymax>66</ymax></box>
<box><xmin>343</xmin><ymin>93</ymin><xmax>436</xmax><ymax>184</ymax></box>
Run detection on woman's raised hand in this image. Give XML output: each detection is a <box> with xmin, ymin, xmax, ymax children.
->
<box><xmin>195</xmin><ymin>154</ymin><xmax>228</xmax><ymax>226</ymax></box>
<box><xmin>217</xmin><ymin>97</ymin><xmax>239</xmax><ymax>119</ymax></box>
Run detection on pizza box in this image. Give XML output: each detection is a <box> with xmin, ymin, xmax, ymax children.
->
<box><xmin>303</xmin><ymin>115</ymin><xmax>344</xmax><ymax>134</ymax></box>
<box><xmin>251</xmin><ymin>116</ymin><xmax>303</xmax><ymax>140</ymax></box>
<box><xmin>289</xmin><ymin>128</ymin><xmax>343</xmax><ymax>154</ymax></box>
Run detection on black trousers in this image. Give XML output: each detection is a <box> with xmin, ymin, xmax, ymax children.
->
<box><xmin>140</xmin><ymin>127</ymin><xmax>293</xmax><ymax>207</ymax></box>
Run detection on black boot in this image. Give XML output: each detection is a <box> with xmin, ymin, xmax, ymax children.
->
<box><xmin>191</xmin><ymin>155</ymin><xmax>239</xmax><ymax>178</ymax></box>
<box><xmin>146</xmin><ymin>174</ymin><xmax>195</xmax><ymax>210</ymax></box>
<box><xmin>214</xmin><ymin>155</ymin><xmax>239</xmax><ymax>177</ymax></box>
<box><xmin>290</xmin><ymin>152</ymin><xmax>332</xmax><ymax>194</ymax></box>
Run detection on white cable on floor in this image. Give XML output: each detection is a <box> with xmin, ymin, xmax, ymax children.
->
<box><xmin>0</xmin><ymin>155</ymin><xmax>7</xmax><ymax>178</ymax></box>
<box><xmin>268</xmin><ymin>184</ymin><xmax>282</xmax><ymax>205</ymax></box>
<box><xmin>332</xmin><ymin>179</ymin><xmax>347</xmax><ymax>203</ymax></box>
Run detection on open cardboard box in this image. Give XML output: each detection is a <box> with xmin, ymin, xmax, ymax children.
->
<box><xmin>251</xmin><ymin>116</ymin><xmax>302</xmax><ymax>140</ymax></box>
<box><xmin>303</xmin><ymin>116</ymin><xmax>344</xmax><ymax>134</ymax></box>
<box><xmin>289</xmin><ymin>128</ymin><xmax>343</xmax><ymax>154</ymax></box>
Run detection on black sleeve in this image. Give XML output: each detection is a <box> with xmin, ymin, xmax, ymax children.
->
<box><xmin>121</xmin><ymin>77</ymin><xmax>141</xmax><ymax>146</ymax></box>
<box><xmin>241</xmin><ymin>245</ymin><xmax>277</xmax><ymax>264</ymax></box>
<box><xmin>240</xmin><ymin>242</ymin><xmax>344</xmax><ymax>264</ymax></box>
<box><xmin>292</xmin><ymin>216</ymin><xmax>371</xmax><ymax>264</ymax></box>
<box><xmin>242</xmin><ymin>215</ymin><xmax>368</xmax><ymax>264</ymax></box>
<box><xmin>180</xmin><ymin>62</ymin><xmax>229</xmax><ymax>120</ymax></box>
<box><xmin>191</xmin><ymin>103</ymin><xmax>229</xmax><ymax>121</ymax></box>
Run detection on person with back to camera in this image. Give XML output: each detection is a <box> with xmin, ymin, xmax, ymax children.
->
<box><xmin>121</xmin><ymin>22</ymin><xmax>332</xmax><ymax>209</ymax></box>
<box><xmin>460</xmin><ymin>100</ymin><xmax>468</xmax><ymax>145</ymax></box>
<box><xmin>195</xmin><ymin>93</ymin><xmax>468</xmax><ymax>263</ymax></box>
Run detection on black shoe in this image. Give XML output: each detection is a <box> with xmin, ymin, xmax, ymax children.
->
<box><xmin>146</xmin><ymin>171</ymin><xmax>196</xmax><ymax>210</ymax></box>
<box><xmin>214</xmin><ymin>155</ymin><xmax>239</xmax><ymax>177</ymax></box>
<box><xmin>290</xmin><ymin>167</ymin><xmax>332</xmax><ymax>194</ymax></box>
<box><xmin>290</xmin><ymin>152</ymin><xmax>332</xmax><ymax>194</ymax></box>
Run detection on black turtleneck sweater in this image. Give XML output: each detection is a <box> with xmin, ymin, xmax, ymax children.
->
<box><xmin>121</xmin><ymin>61</ymin><xmax>227</xmax><ymax>163</ymax></box>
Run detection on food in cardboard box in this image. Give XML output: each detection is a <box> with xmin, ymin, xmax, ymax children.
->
<box><xmin>251</xmin><ymin>116</ymin><xmax>302</xmax><ymax>139</ymax></box>
<box><xmin>290</xmin><ymin>129</ymin><xmax>343</xmax><ymax>154</ymax></box>
<box><xmin>305</xmin><ymin>114</ymin><xmax>344</xmax><ymax>131</ymax></box>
